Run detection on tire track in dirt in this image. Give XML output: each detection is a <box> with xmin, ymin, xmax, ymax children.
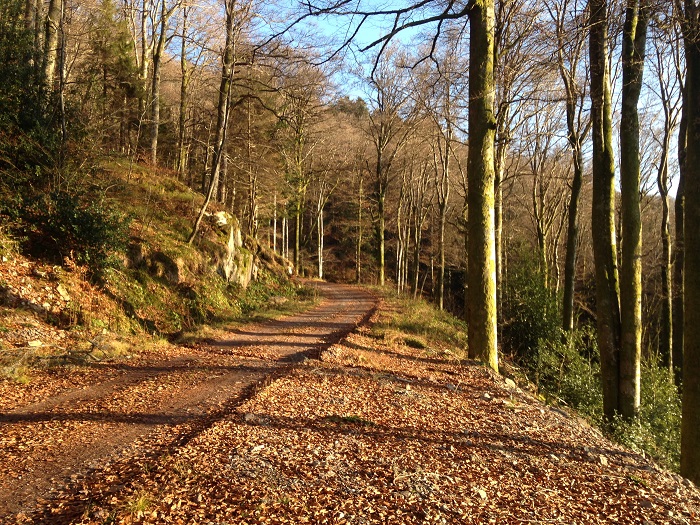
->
<box><xmin>0</xmin><ymin>282</ymin><xmax>376</xmax><ymax>521</ymax></box>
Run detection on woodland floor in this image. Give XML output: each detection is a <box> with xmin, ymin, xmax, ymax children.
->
<box><xmin>1</xmin><ymin>282</ymin><xmax>699</xmax><ymax>524</ymax></box>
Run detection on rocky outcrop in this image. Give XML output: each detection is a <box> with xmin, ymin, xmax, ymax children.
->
<box><xmin>126</xmin><ymin>211</ymin><xmax>291</xmax><ymax>291</ymax></box>
<box><xmin>216</xmin><ymin>215</ymin><xmax>256</xmax><ymax>289</ymax></box>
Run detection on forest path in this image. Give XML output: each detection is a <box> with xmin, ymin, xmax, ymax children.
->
<box><xmin>0</xmin><ymin>281</ymin><xmax>377</xmax><ymax>521</ymax></box>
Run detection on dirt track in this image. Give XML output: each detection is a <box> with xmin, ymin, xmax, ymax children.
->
<box><xmin>0</xmin><ymin>282</ymin><xmax>376</xmax><ymax>521</ymax></box>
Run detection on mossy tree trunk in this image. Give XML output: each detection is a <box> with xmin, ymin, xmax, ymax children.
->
<box><xmin>619</xmin><ymin>0</ymin><xmax>649</xmax><ymax>419</ymax></box>
<box><xmin>177</xmin><ymin>4</ymin><xmax>191</xmax><ymax>180</ymax></box>
<box><xmin>467</xmin><ymin>0</ymin><xmax>498</xmax><ymax>372</ymax></box>
<box><xmin>589</xmin><ymin>0</ymin><xmax>622</xmax><ymax>422</ymax></box>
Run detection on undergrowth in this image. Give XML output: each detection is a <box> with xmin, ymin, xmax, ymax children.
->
<box><xmin>502</xmin><ymin>256</ymin><xmax>682</xmax><ymax>472</ymax></box>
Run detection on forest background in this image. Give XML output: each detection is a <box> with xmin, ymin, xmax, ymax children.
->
<box><xmin>1</xmin><ymin>0</ymin><xmax>699</xmax><ymax>484</ymax></box>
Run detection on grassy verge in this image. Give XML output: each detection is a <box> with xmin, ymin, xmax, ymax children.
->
<box><xmin>369</xmin><ymin>288</ymin><xmax>469</xmax><ymax>360</ymax></box>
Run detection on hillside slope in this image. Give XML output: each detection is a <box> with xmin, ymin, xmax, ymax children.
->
<box><xmin>1</xmin><ymin>161</ymin><xmax>303</xmax><ymax>379</ymax></box>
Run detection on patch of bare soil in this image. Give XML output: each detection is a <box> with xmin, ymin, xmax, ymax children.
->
<box><xmin>0</xmin><ymin>282</ymin><xmax>376</xmax><ymax>523</ymax></box>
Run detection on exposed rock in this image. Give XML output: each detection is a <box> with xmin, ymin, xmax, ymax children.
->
<box><xmin>149</xmin><ymin>251</ymin><xmax>183</xmax><ymax>285</ymax></box>
<box><xmin>56</xmin><ymin>284</ymin><xmax>71</xmax><ymax>301</ymax></box>
<box><xmin>217</xmin><ymin>218</ymin><xmax>256</xmax><ymax>289</ymax></box>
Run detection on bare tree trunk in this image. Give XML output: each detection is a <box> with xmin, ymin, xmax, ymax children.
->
<box><xmin>139</xmin><ymin>0</ymin><xmax>153</xmax><ymax>124</ymax></box>
<box><xmin>377</xmin><ymin>191</ymin><xmax>386</xmax><ymax>286</ymax></box>
<box><xmin>177</xmin><ymin>4</ymin><xmax>190</xmax><ymax>179</ymax></box>
<box><xmin>562</xmin><ymin>149</ymin><xmax>583</xmax><ymax>332</ymax></box>
<box><xmin>149</xmin><ymin>0</ymin><xmax>174</xmax><ymax>165</ymax></box>
<box><xmin>674</xmin><ymin>82</ymin><xmax>687</xmax><ymax>387</ymax></box>
<box><xmin>590</xmin><ymin>0</ymin><xmax>622</xmax><ymax>422</ymax></box>
<box><xmin>273</xmin><ymin>194</ymin><xmax>278</xmax><ymax>254</ymax></box>
<box><xmin>42</xmin><ymin>0</ymin><xmax>62</xmax><ymax>91</ymax></box>
<box><xmin>618</xmin><ymin>0</ymin><xmax>649</xmax><ymax>419</ymax></box>
<box><xmin>652</xmin><ymin>26</ymin><xmax>681</xmax><ymax>374</ymax></box>
<box><xmin>554</xmin><ymin>0</ymin><xmax>589</xmax><ymax>333</ymax></box>
<box><xmin>658</xmin><ymin>160</ymin><xmax>673</xmax><ymax>372</ymax></box>
<box><xmin>317</xmin><ymin>207</ymin><xmax>324</xmax><ymax>279</ymax></box>
<box><xmin>680</xmin><ymin>0</ymin><xmax>700</xmax><ymax>485</ymax></box>
<box><xmin>357</xmin><ymin>175</ymin><xmax>363</xmax><ymax>283</ymax></box>
<box><xmin>467</xmin><ymin>0</ymin><xmax>498</xmax><ymax>372</ymax></box>
<box><xmin>188</xmin><ymin>0</ymin><xmax>237</xmax><ymax>244</ymax></box>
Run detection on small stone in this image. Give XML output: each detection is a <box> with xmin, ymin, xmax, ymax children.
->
<box><xmin>477</xmin><ymin>488</ymin><xmax>487</xmax><ymax>500</ymax></box>
<box><xmin>483</xmin><ymin>393</ymin><xmax>492</xmax><ymax>400</ymax></box>
<box><xmin>27</xmin><ymin>340</ymin><xmax>43</xmax><ymax>347</ymax></box>
<box><xmin>599</xmin><ymin>455</ymin><xmax>609</xmax><ymax>466</ymax></box>
<box><xmin>56</xmin><ymin>284</ymin><xmax>71</xmax><ymax>301</ymax></box>
<box><xmin>505</xmin><ymin>378</ymin><xmax>517</xmax><ymax>389</ymax></box>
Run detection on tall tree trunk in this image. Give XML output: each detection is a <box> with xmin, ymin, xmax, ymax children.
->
<box><xmin>658</xmin><ymin>158</ymin><xmax>672</xmax><ymax>372</ymax></box>
<box><xmin>42</xmin><ymin>0</ymin><xmax>62</xmax><ymax>91</ymax></box>
<box><xmin>357</xmin><ymin>175</ymin><xmax>363</xmax><ymax>283</ymax></box>
<box><xmin>680</xmin><ymin>0</ymin><xmax>700</xmax><ymax>486</ymax></box>
<box><xmin>467</xmin><ymin>0</ymin><xmax>498</xmax><ymax>372</ymax></box>
<box><xmin>317</xmin><ymin>207</ymin><xmax>324</xmax><ymax>279</ymax></box>
<box><xmin>557</xmin><ymin>12</ymin><xmax>588</xmax><ymax>333</ymax></box>
<box><xmin>436</xmin><ymin>122</ymin><xmax>451</xmax><ymax>310</ymax></box>
<box><xmin>674</xmin><ymin>77</ymin><xmax>687</xmax><ymax>387</ymax></box>
<box><xmin>150</xmin><ymin>0</ymin><xmax>171</xmax><ymax>165</ymax></box>
<box><xmin>377</xmin><ymin>191</ymin><xmax>386</xmax><ymax>287</ymax></box>
<box><xmin>437</xmin><ymin>199</ymin><xmax>447</xmax><ymax>309</ymax></box>
<box><xmin>619</xmin><ymin>0</ymin><xmax>649</xmax><ymax>419</ymax></box>
<box><xmin>177</xmin><ymin>5</ymin><xmax>190</xmax><ymax>179</ymax></box>
<box><xmin>273</xmin><ymin>193</ymin><xmax>278</xmax><ymax>254</ymax></box>
<box><xmin>562</xmin><ymin>145</ymin><xmax>584</xmax><ymax>332</ymax></box>
<box><xmin>139</xmin><ymin>0</ymin><xmax>153</xmax><ymax>123</ymax></box>
<box><xmin>188</xmin><ymin>0</ymin><xmax>236</xmax><ymax>244</ymax></box>
<box><xmin>589</xmin><ymin>0</ymin><xmax>622</xmax><ymax>422</ymax></box>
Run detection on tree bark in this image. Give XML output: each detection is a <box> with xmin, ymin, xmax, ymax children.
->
<box><xmin>149</xmin><ymin>0</ymin><xmax>173</xmax><ymax>165</ymax></box>
<box><xmin>589</xmin><ymin>0</ymin><xmax>622</xmax><ymax>422</ymax></box>
<box><xmin>467</xmin><ymin>0</ymin><xmax>498</xmax><ymax>372</ymax></box>
<box><xmin>177</xmin><ymin>4</ymin><xmax>190</xmax><ymax>179</ymax></box>
<box><xmin>357</xmin><ymin>174</ymin><xmax>363</xmax><ymax>283</ymax></box>
<box><xmin>188</xmin><ymin>0</ymin><xmax>237</xmax><ymax>244</ymax></box>
<box><xmin>42</xmin><ymin>0</ymin><xmax>62</xmax><ymax>91</ymax></box>
<box><xmin>680</xmin><ymin>0</ymin><xmax>700</xmax><ymax>486</ymax></box>
<box><xmin>554</xmin><ymin>0</ymin><xmax>589</xmax><ymax>333</ymax></box>
<box><xmin>619</xmin><ymin>0</ymin><xmax>648</xmax><ymax>419</ymax></box>
<box><xmin>673</xmin><ymin>72</ymin><xmax>687</xmax><ymax>387</ymax></box>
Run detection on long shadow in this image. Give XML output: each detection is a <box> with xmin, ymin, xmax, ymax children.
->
<box><xmin>0</xmin><ymin>411</ymin><xmax>199</xmax><ymax>426</ymax></box>
<box><xmin>25</xmin><ymin>363</ymin><xmax>295</xmax><ymax>524</ymax></box>
<box><xmin>209</xmin><ymin>338</ymin><xmax>325</xmax><ymax>350</ymax></box>
<box><xmin>342</xmin><ymin>339</ymin><xmax>475</xmax><ymax>369</ymax></box>
<box><xmin>2</xmin><ymin>362</ymin><xmax>275</xmax><ymax>416</ymax></box>
<box><xmin>235</xmin><ymin>412</ymin><xmax>644</xmax><ymax>469</ymax></box>
<box><xmin>313</xmin><ymin>359</ymin><xmax>492</xmax><ymax>397</ymax></box>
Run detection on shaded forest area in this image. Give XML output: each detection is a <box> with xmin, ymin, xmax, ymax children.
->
<box><xmin>1</xmin><ymin>0</ymin><xmax>700</xmax><ymax>483</ymax></box>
